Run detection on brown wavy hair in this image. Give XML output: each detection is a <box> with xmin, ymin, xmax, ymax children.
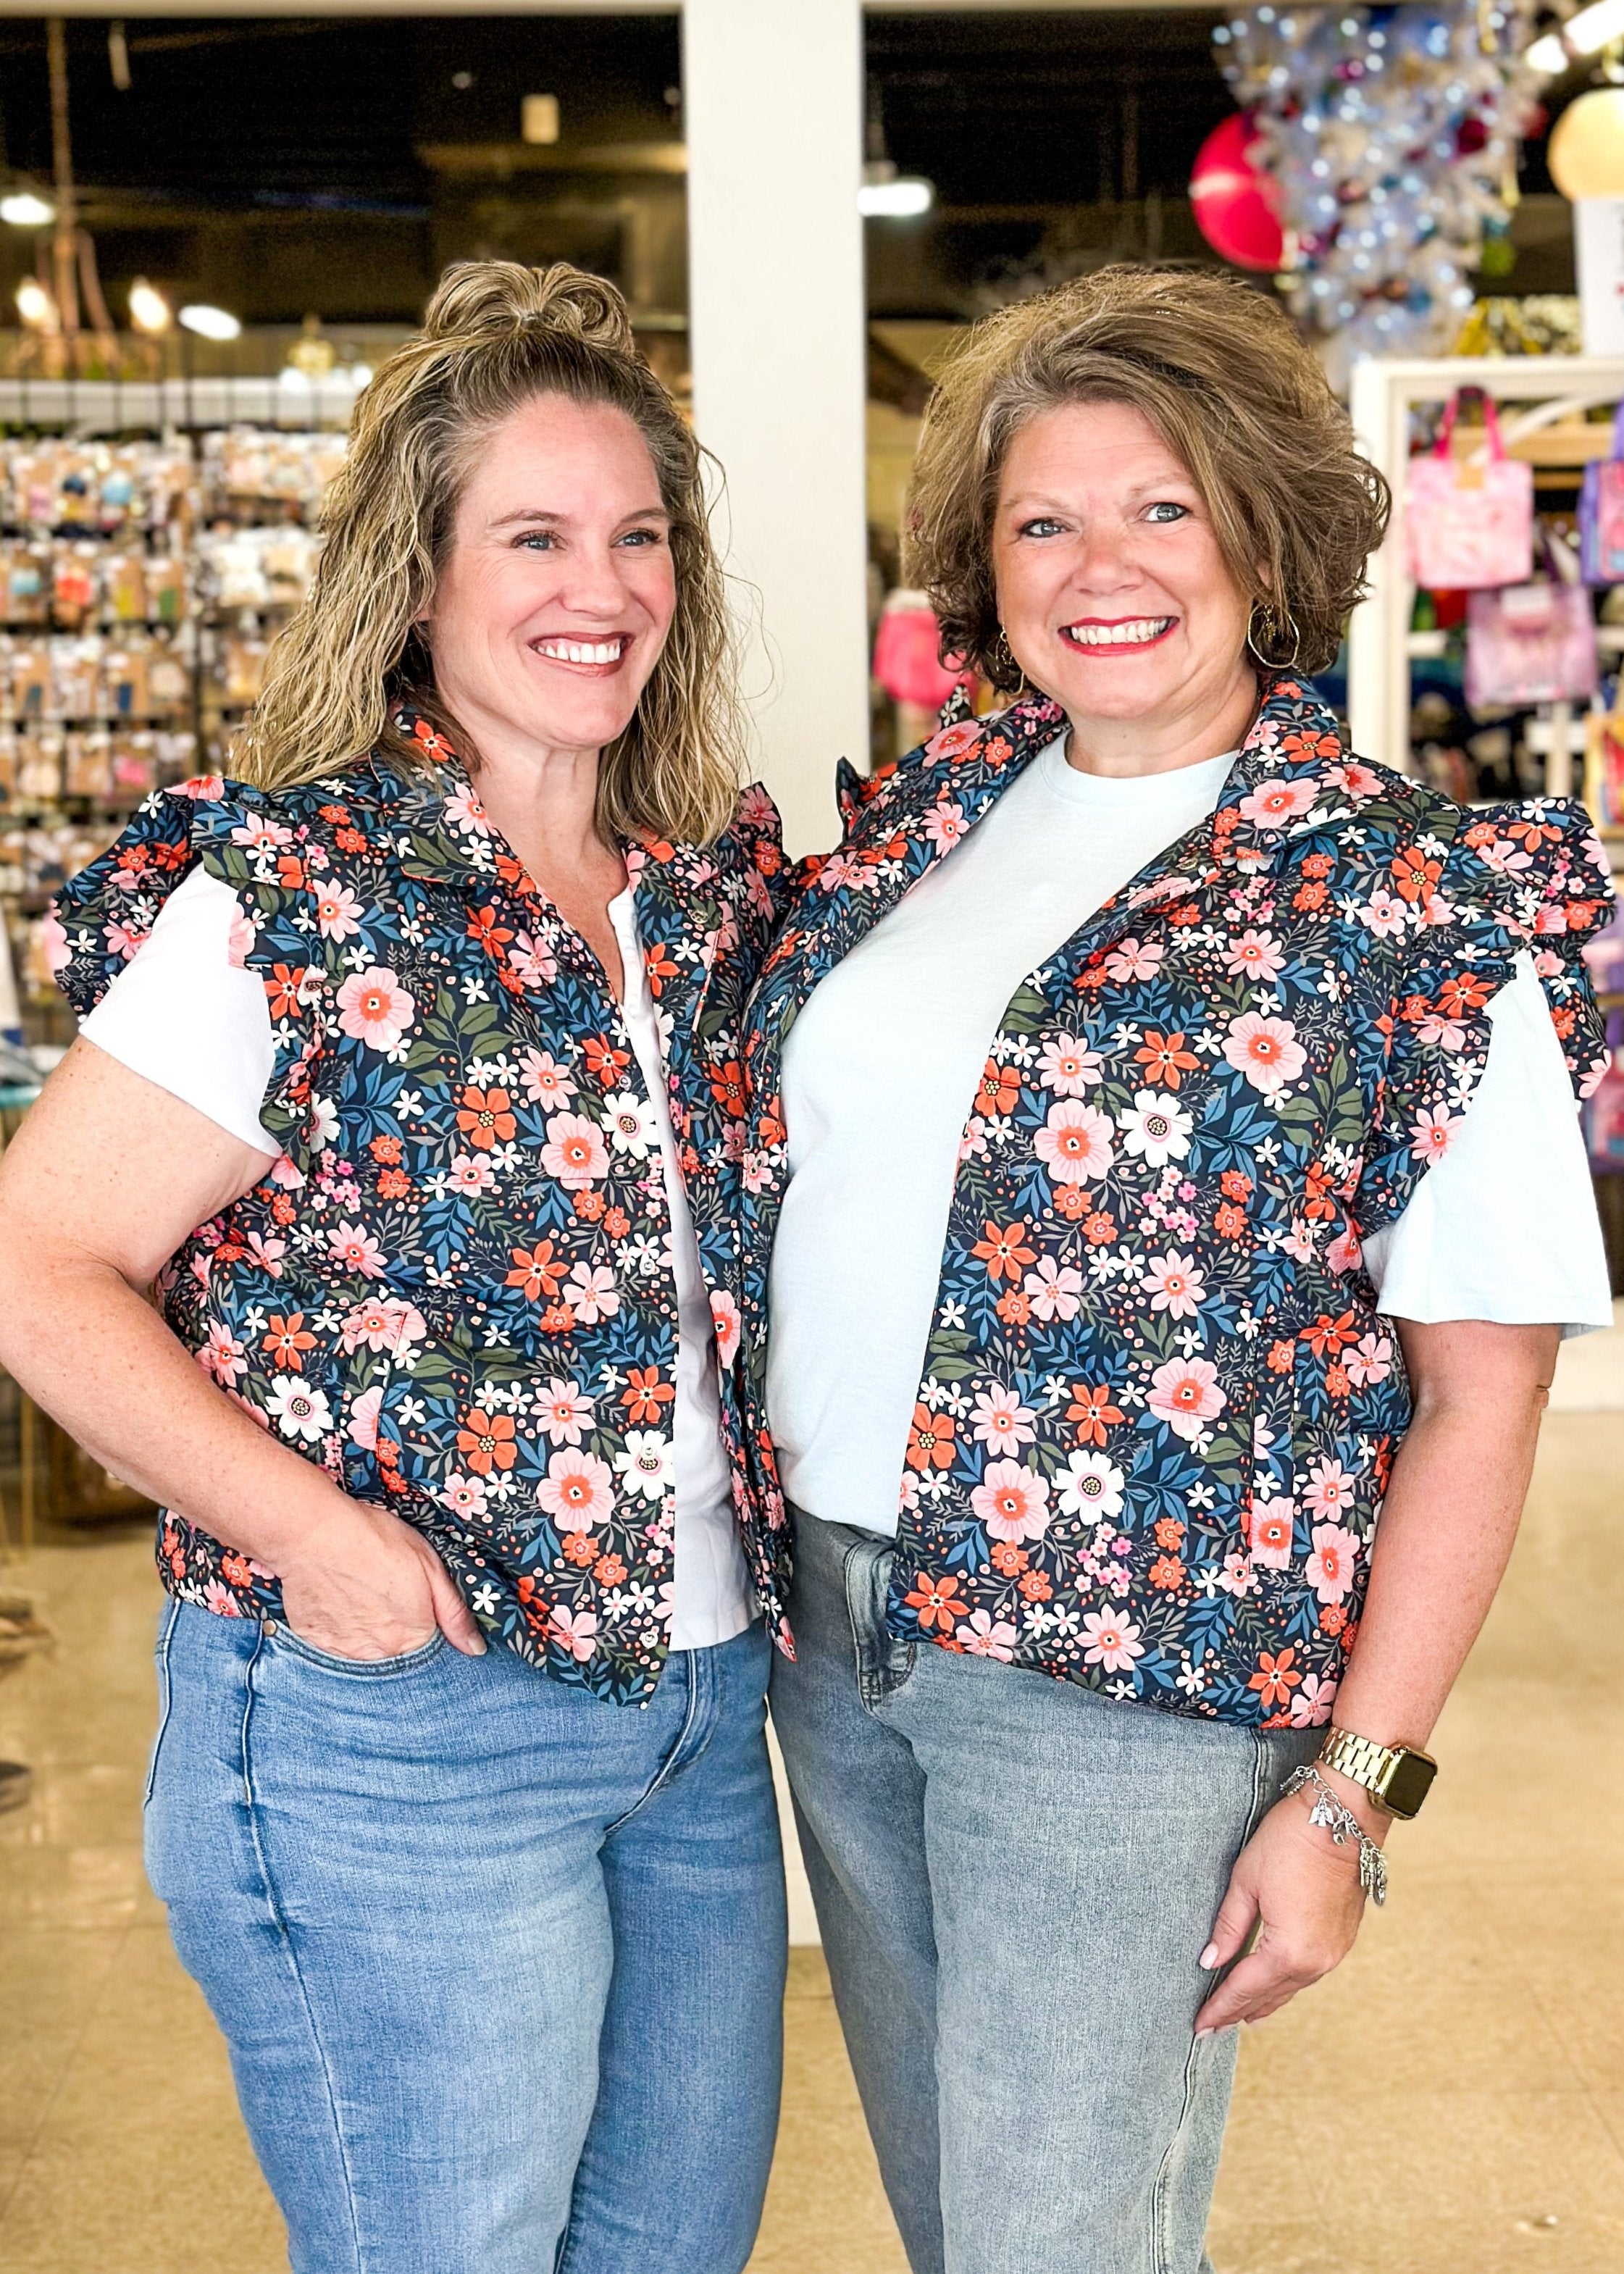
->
<box><xmin>905</xmin><ymin>264</ymin><xmax>1390</xmax><ymax>685</ymax></box>
<box><xmin>235</xmin><ymin>259</ymin><xmax>747</xmax><ymax>845</ymax></box>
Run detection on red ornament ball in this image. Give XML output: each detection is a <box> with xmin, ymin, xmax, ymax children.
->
<box><xmin>1189</xmin><ymin>112</ymin><xmax>1285</xmax><ymax>273</ymax></box>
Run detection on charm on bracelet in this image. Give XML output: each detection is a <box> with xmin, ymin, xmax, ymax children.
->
<box><xmin>1282</xmin><ymin>1764</ymin><xmax>1389</xmax><ymax>1907</ymax></box>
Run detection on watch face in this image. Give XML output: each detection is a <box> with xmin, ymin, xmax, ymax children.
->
<box><xmin>1383</xmin><ymin>1752</ymin><xmax>1438</xmax><ymax>1818</ymax></box>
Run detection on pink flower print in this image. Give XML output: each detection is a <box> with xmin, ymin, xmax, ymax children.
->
<box><xmin>1343</xmin><ymin>1332</ymin><xmax>1392</xmax><ymax>1388</ymax></box>
<box><xmin>1080</xmin><ymin>1607</ymin><xmax>1144</xmax><ymax>1672</ymax></box>
<box><xmin>1223</xmin><ymin>929</ymin><xmax>1285</xmax><ymax>984</ymax></box>
<box><xmin>336</xmin><ymin>966</ymin><xmax>416</xmax><ymax>1053</ymax></box>
<box><xmin>1147</xmin><ymin>1356</ymin><xmax>1226</xmax><ymax>1441</ymax></box>
<box><xmin>1034</xmin><ymin>1099</ymin><xmax>1115</xmax><ymax>1185</ymax></box>
<box><xmin>537</xmin><ymin>1379</ymin><xmax>595</xmax><ymax>1446</ymax></box>
<box><xmin>955</xmin><ymin>1609</ymin><xmax>1018</xmax><ymax>1660</ymax></box>
<box><xmin>710</xmin><ymin>1289</ymin><xmax>742</xmax><ymax>1369</ymax></box>
<box><xmin>923</xmin><ymin>718</ymin><xmax>983</xmax><ymax>762</ymax></box>
<box><xmin>519</xmin><ymin>1048</ymin><xmax>576</xmax><ymax>1108</ymax></box>
<box><xmin>537</xmin><ymin>1450</ymin><xmax>616</xmax><ymax>1529</ymax></box>
<box><xmin>1237</xmin><ymin>776</ymin><xmax>1318</xmax><ymax>829</ymax></box>
<box><xmin>39</xmin><ymin>908</ymin><xmax>70</xmax><ymax>973</ymax></box>
<box><xmin>509</xmin><ymin>932</ymin><xmax>558</xmax><ymax>990</ymax></box>
<box><xmin>1105</xmin><ymin>935</ymin><xmax>1163</xmax><ymax>984</ymax></box>
<box><xmin>1037</xmin><ymin>1034</ymin><xmax>1103</xmax><ymax>1095</ymax></box>
<box><xmin>970</xmin><ymin>1382</ymin><xmax>1039</xmax><ymax>1456</ymax></box>
<box><xmin>197</xmin><ymin>1323</ymin><xmax>247</xmax><ymax>1387</ymax></box>
<box><xmin>225</xmin><ymin>904</ymin><xmax>256</xmax><ymax>967</ymax></box>
<box><xmin>440</xmin><ymin>1472</ymin><xmax>489</xmax><ymax>1520</ymax></box>
<box><xmin>243</xmin><ymin>1230</ymin><xmax>288</xmax><ymax>1276</ymax></box>
<box><xmin>340</xmin><ymin>1297</ymin><xmax>427</xmax><ymax>1355</ymax></box>
<box><xmin>1289</xmin><ymin>1671</ymin><xmax>1339</xmax><ymax>1727</ymax></box>
<box><xmin>923</xmin><ymin>798</ymin><xmax>968</xmax><ymax>854</ymax></box>
<box><xmin>1024</xmin><ymin>1256</ymin><xmax>1083</xmax><ymax>1322</ymax></box>
<box><xmin>1409</xmin><ymin>1107</ymin><xmax>1460</xmax><ymax>1164</ymax></box>
<box><xmin>327</xmin><ymin>1222</ymin><xmax>388</xmax><ymax>1279</ymax></box>
<box><xmin>1326</xmin><ymin>1223</ymin><xmax>1363</xmax><ymax>1277</ymax></box>
<box><xmin>447</xmin><ymin>1153</ymin><xmax>496</xmax><ymax>1197</ymax></box>
<box><xmin>564</xmin><ymin>1263</ymin><xmax>619</xmax><ymax>1324</ymax></box>
<box><xmin>172</xmin><ymin>774</ymin><xmax>226</xmax><ymax>802</ymax></box>
<box><xmin>1223</xmin><ymin>1011</ymin><xmax>1305</xmax><ymax>1095</ymax></box>
<box><xmin>1305</xmin><ymin>1521</ymin><xmax>1360</xmax><ymax>1604</ymax></box>
<box><xmin>1248</xmin><ymin>1495</ymin><xmax>1296</xmax><ymax>1569</ymax></box>
<box><xmin>1360</xmin><ymin>887</ymin><xmax>1410</xmax><ymax>939</ymax></box>
<box><xmin>312</xmin><ymin>880</ymin><xmax>364</xmax><ymax>941</ymax></box>
<box><xmin>230</xmin><ymin>815</ymin><xmax>294</xmax><ymax>851</ymax></box>
<box><xmin>1142</xmin><ymin>1250</ymin><xmax>1206</xmax><ymax>1320</ymax></box>
<box><xmin>541</xmin><ymin>1111</ymin><xmax>610</xmax><ymax>1191</ymax></box>
<box><xmin>347</xmin><ymin>1383</ymin><xmax>383</xmax><ymax>1452</ymax></box>
<box><xmin>1415</xmin><ymin>1011</ymin><xmax>1465</xmax><ymax>1053</ymax></box>
<box><xmin>1329</xmin><ymin>761</ymin><xmax>1381</xmax><ymax>801</ymax></box>
<box><xmin>203</xmin><ymin>1580</ymin><xmax>243</xmax><ymax>1618</ymax></box>
<box><xmin>549</xmin><ymin>1605</ymin><xmax>600</xmax><ymax>1663</ymax></box>
<box><xmin>443</xmin><ymin>785</ymin><xmax>493</xmax><ymax>836</ymax></box>
<box><xmin>1303</xmin><ymin>1458</ymin><xmax>1359</xmax><ymax>1521</ymax></box>
<box><xmin>971</xmin><ymin>1459</ymin><xmax>1052</xmax><ymax>1544</ymax></box>
<box><xmin>104</xmin><ymin>916</ymin><xmax>149</xmax><ymax>962</ymax></box>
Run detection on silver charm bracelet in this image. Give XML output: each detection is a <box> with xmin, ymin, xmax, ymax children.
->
<box><xmin>1281</xmin><ymin>1763</ymin><xmax>1389</xmax><ymax>1907</ymax></box>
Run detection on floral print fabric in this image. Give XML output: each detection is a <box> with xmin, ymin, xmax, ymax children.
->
<box><xmin>51</xmin><ymin>716</ymin><xmax>788</xmax><ymax>1705</ymax></box>
<box><xmin>739</xmin><ymin>677</ymin><xmax>1612</xmax><ymax>1726</ymax></box>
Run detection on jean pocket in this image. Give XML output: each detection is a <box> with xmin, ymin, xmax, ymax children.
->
<box><xmin>267</xmin><ymin>1623</ymin><xmax>449</xmax><ymax>1679</ymax></box>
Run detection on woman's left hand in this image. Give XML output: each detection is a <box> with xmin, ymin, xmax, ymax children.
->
<box><xmin>1192</xmin><ymin>1781</ymin><xmax>1378</xmax><ymax>2036</ymax></box>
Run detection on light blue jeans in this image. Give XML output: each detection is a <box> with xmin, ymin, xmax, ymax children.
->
<box><xmin>770</xmin><ymin>1513</ymin><xmax>1317</xmax><ymax>2274</ymax></box>
<box><xmin>145</xmin><ymin>1602</ymin><xmax>786</xmax><ymax>2274</ymax></box>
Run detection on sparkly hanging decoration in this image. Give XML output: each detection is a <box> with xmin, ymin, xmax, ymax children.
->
<box><xmin>1213</xmin><ymin>4</ymin><xmax>1552</xmax><ymax>387</ymax></box>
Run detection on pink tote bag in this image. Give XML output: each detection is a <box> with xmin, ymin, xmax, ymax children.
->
<box><xmin>1407</xmin><ymin>395</ymin><xmax>1533</xmax><ymax>591</ymax></box>
<box><xmin>1465</xmin><ymin>558</ymin><xmax>1599</xmax><ymax>710</ymax></box>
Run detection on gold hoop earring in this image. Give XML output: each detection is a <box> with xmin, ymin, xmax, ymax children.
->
<box><xmin>1247</xmin><ymin>603</ymin><xmax>1302</xmax><ymax>672</ymax></box>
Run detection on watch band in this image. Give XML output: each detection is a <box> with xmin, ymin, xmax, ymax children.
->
<box><xmin>1317</xmin><ymin>1727</ymin><xmax>1439</xmax><ymax>1820</ymax></box>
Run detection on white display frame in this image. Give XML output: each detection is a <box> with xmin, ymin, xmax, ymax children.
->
<box><xmin>1346</xmin><ymin>353</ymin><xmax>1624</xmax><ymax>782</ymax></box>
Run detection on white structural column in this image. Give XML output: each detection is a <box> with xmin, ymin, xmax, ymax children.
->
<box><xmin>683</xmin><ymin>0</ymin><xmax>869</xmax><ymax>856</ymax></box>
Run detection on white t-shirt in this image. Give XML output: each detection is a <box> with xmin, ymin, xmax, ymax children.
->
<box><xmin>768</xmin><ymin>735</ymin><xmax>1613</xmax><ymax>1537</ymax></box>
<box><xmin>80</xmin><ymin>866</ymin><xmax>753</xmax><ymax>1653</ymax></box>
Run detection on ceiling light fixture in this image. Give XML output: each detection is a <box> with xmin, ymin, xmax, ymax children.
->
<box><xmin>127</xmin><ymin>277</ymin><xmax>171</xmax><ymax>335</ymax></box>
<box><xmin>15</xmin><ymin>278</ymin><xmax>59</xmax><ymax>331</ymax></box>
<box><xmin>179</xmin><ymin>302</ymin><xmax>242</xmax><ymax>342</ymax></box>
<box><xmin>1527</xmin><ymin>0</ymin><xmax>1624</xmax><ymax>77</ymax></box>
<box><xmin>1</xmin><ymin>191</ymin><xmax>56</xmax><ymax>228</ymax></box>
<box><xmin>858</xmin><ymin>159</ymin><xmax>934</xmax><ymax>220</ymax></box>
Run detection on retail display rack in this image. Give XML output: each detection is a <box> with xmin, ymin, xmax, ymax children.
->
<box><xmin>0</xmin><ymin>376</ymin><xmax>351</xmax><ymax>1050</ymax></box>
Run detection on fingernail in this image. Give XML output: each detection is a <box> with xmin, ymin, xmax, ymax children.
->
<box><xmin>468</xmin><ymin>1636</ymin><xmax>487</xmax><ymax>1655</ymax></box>
<box><xmin>1198</xmin><ymin>1942</ymin><xmax>1218</xmax><ymax>1970</ymax></box>
<box><xmin>1194</xmin><ymin>2026</ymin><xmax>1215</xmax><ymax>2040</ymax></box>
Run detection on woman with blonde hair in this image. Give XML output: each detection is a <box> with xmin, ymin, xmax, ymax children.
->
<box><xmin>0</xmin><ymin>262</ymin><xmax>789</xmax><ymax>2273</ymax></box>
<box><xmin>740</xmin><ymin>267</ymin><xmax>1613</xmax><ymax>2270</ymax></box>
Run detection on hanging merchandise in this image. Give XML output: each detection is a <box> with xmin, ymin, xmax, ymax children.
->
<box><xmin>1586</xmin><ymin>1013</ymin><xmax>1624</xmax><ymax>1171</ymax></box>
<box><xmin>871</xmin><ymin>589</ymin><xmax>971</xmax><ymax>711</ymax></box>
<box><xmin>1214</xmin><ymin>4</ymin><xmax>1552</xmax><ymax>386</ymax></box>
<box><xmin>1465</xmin><ymin>531</ymin><xmax>1600</xmax><ymax>710</ymax></box>
<box><xmin>1580</xmin><ymin>404</ymin><xmax>1624</xmax><ymax>586</ymax></box>
<box><xmin>1584</xmin><ymin>705</ymin><xmax>1624</xmax><ymax>826</ymax></box>
<box><xmin>1407</xmin><ymin>395</ymin><xmax>1534</xmax><ymax>590</ymax></box>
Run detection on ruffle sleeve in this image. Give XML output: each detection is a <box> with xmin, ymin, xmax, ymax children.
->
<box><xmin>49</xmin><ymin>774</ymin><xmax>334</xmax><ymax>1179</ymax></box>
<box><xmin>1356</xmin><ymin>797</ymin><xmax>1614</xmax><ymax>1237</ymax></box>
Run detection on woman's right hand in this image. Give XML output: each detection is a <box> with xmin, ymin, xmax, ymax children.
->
<box><xmin>277</xmin><ymin>1495</ymin><xmax>488</xmax><ymax>1661</ymax></box>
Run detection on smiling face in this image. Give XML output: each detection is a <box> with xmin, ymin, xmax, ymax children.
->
<box><xmin>991</xmin><ymin>398</ymin><xmax>1259</xmax><ymax>764</ymax></box>
<box><xmin>424</xmin><ymin>390</ymin><xmax>677</xmax><ymax>761</ymax></box>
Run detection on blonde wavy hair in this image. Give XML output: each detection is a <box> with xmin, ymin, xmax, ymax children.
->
<box><xmin>235</xmin><ymin>259</ymin><xmax>748</xmax><ymax>846</ymax></box>
<box><xmin>907</xmin><ymin>264</ymin><xmax>1390</xmax><ymax>685</ymax></box>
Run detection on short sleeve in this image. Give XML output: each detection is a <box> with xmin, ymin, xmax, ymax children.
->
<box><xmin>1361</xmin><ymin>955</ymin><xmax>1613</xmax><ymax>1337</ymax></box>
<box><xmin>79</xmin><ymin>866</ymin><xmax>279</xmax><ymax>1155</ymax></box>
<box><xmin>1357</xmin><ymin>798</ymin><xmax>1614</xmax><ymax>1237</ymax></box>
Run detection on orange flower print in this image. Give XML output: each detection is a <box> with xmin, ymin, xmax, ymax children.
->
<box><xmin>1247</xmin><ymin>1647</ymin><xmax>1302</xmax><ymax>1709</ymax></box>
<box><xmin>906</xmin><ymin>1404</ymin><xmax>957</xmax><ymax>1472</ymax></box>
<box><xmin>261</xmin><ymin>1312</ymin><xmax>316</xmax><ymax>1371</ymax></box>
<box><xmin>506</xmin><ymin>1243</ymin><xmax>564</xmax><ymax>1302</ymax></box>
<box><xmin>456</xmin><ymin>1408</ymin><xmax>517</xmax><ymax>1476</ymax></box>
<box><xmin>1066</xmin><ymin>1381</ymin><xmax>1124</xmax><ymax>1447</ymax></box>
<box><xmin>975</xmin><ymin>1059</ymin><xmax>1022</xmax><ymax>1118</ymax></box>
<box><xmin>1134</xmin><ymin>1029</ymin><xmax>1200</xmax><ymax>1089</ymax></box>
<box><xmin>622</xmin><ymin>1367</ymin><xmax>676</xmax><ymax>1425</ymax></box>
<box><xmin>903</xmin><ymin>1572</ymin><xmax>965</xmax><ymax>1633</ymax></box>
<box><xmin>971</xmin><ymin>1218</ymin><xmax>1037</xmax><ymax>1283</ymax></box>
<box><xmin>456</xmin><ymin>1084</ymin><xmax>516</xmax><ymax>1150</ymax></box>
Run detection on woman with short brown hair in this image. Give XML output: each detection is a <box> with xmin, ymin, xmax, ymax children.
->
<box><xmin>0</xmin><ymin>262</ymin><xmax>788</xmax><ymax>2274</ymax></box>
<box><xmin>742</xmin><ymin>266</ymin><xmax>1612</xmax><ymax>2270</ymax></box>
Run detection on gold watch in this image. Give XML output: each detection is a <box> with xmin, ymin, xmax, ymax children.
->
<box><xmin>1317</xmin><ymin>1728</ymin><xmax>1438</xmax><ymax>1821</ymax></box>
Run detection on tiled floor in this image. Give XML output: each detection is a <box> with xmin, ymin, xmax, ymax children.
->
<box><xmin>1</xmin><ymin>1320</ymin><xmax>1620</xmax><ymax>2272</ymax></box>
